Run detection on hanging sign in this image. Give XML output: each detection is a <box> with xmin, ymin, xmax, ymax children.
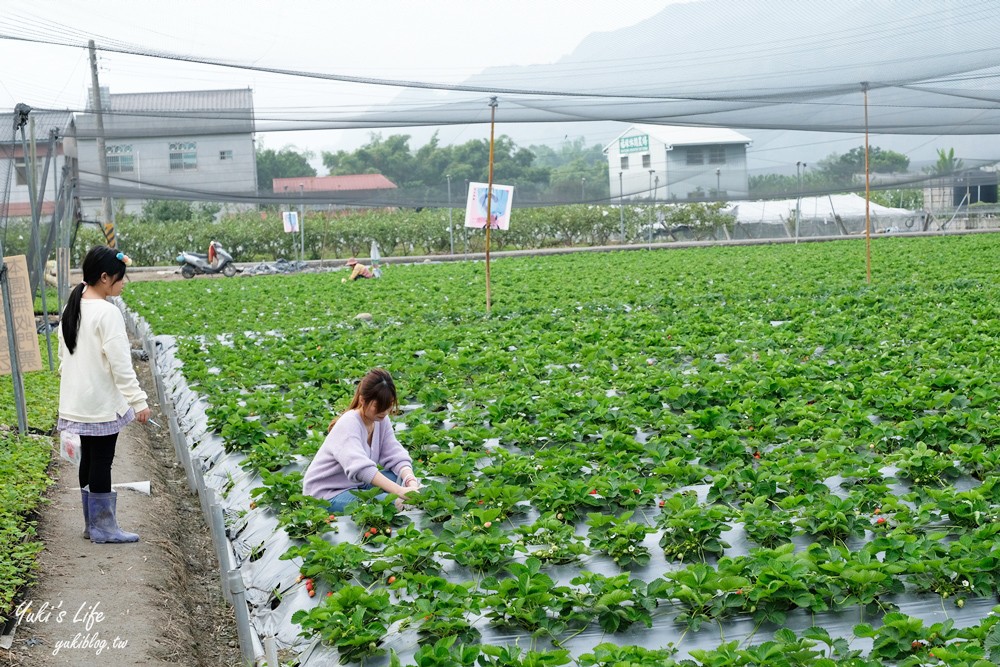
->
<box><xmin>464</xmin><ymin>183</ymin><xmax>514</xmax><ymax>230</ymax></box>
<box><xmin>0</xmin><ymin>255</ymin><xmax>43</xmax><ymax>375</ymax></box>
<box><xmin>282</xmin><ymin>211</ymin><xmax>299</xmax><ymax>233</ymax></box>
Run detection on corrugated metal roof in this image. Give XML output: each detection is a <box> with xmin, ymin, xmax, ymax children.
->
<box><xmin>273</xmin><ymin>174</ymin><xmax>398</xmax><ymax>192</ymax></box>
<box><xmin>0</xmin><ymin>111</ymin><xmax>73</xmax><ymax>144</ymax></box>
<box><xmin>96</xmin><ymin>89</ymin><xmax>254</xmax><ymax>112</ymax></box>
<box><xmin>607</xmin><ymin>124</ymin><xmax>752</xmax><ymax>150</ymax></box>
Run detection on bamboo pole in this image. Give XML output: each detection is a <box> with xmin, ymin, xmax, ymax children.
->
<box><xmin>485</xmin><ymin>96</ymin><xmax>497</xmax><ymax>315</ymax></box>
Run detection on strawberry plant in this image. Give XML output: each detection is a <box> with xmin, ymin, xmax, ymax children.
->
<box><xmin>570</xmin><ymin>571</ymin><xmax>657</xmax><ymax>633</ymax></box>
<box><xmin>278</xmin><ymin>494</ymin><xmax>340</xmax><ymax>539</ymax></box>
<box><xmin>480</xmin><ymin>558</ymin><xmax>582</xmax><ymax>637</ymax></box>
<box><xmin>793</xmin><ymin>493</ymin><xmax>866</xmax><ymax>545</ymax></box>
<box><xmin>366</xmin><ymin>524</ymin><xmax>446</xmax><ymax>578</ymax></box>
<box><xmin>513</xmin><ymin>515</ymin><xmax>590</xmax><ymax>565</ymax></box>
<box><xmin>656</xmin><ymin>492</ymin><xmax>732</xmax><ymax>561</ymax></box>
<box><xmin>585</xmin><ymin>511</ymin><xmax>653</xmax><ymax>567</ymax></box>
<box><xmin>282</xmin><ymin>537</ymin><xmax>367</xmax><ymax>590</ymax></box>
<box><xmin>249</xmin><ymin>470</ymin><xmax>305</xmax><ymax>512</ymax></box>
<box><xmin>390</xmin><ymin>637</ymin><xmax>480</xmax><ymax>667</ymax></box>
<box><xmin>408</xmin><ymin>480</ymin><xmax>466</xmax><ymax>523</ymax></box>
<box><xmin>397</xmin><ymin>575</ymin><xmax>481</xmax><ymax>646</ymax></box>
<box><xmin>346</xmin><ymin>488</ymin><xmax>408</xmax><ymax>533</ymax></box>
<box><xmin>291</xmin><ymin>585</ymin><xmax>395</xmax><ymax>663</ymax></box>
<box><xmin>477</xmin><ymin>645</ymin><xmax>572</xmax><ymax>667</ymax></box>
<box><xmin>741</xmin><ymin>495</ymin><xmax>796</xmax><ymax>548</ymax></box>
<box><xmin>577</xmin><ymin>643</ymin><xmax>675</xmax><ymax>667</ymax></box>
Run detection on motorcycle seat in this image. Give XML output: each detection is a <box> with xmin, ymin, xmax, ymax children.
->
<box><xmin>188</xmin><ymin>252</ymin><xmax>209</xmax><ymax>260</ymax></box>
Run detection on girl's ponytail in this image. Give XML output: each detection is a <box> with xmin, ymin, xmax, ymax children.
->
<box><xmin>61</xmin><ymin>282</ymin><xmax>86</xmax><ymax>354</ymax></box>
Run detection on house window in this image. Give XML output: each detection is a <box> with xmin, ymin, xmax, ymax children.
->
<box><xmin>620</xmin><ymin>155</ymin><xmax>629</xmax><ymax>170</ymax></box>
<box><xmin>708</xmin><ymin>146</ymin><xmax>726</xmax><ymax>164</ymax></box>
<box><xmin>14</xmin><ymin>160</ymin><xmax>27</xmax><ymax>186</ymax></box>
<box><xmin>641</xmin><ymin>154</ymin><xmax>651</xmax><ymax>168</ymax></box>
<box><xmin>686</xmin><ymin>148</ymin><xmax>704</xmax><ymax>166</ymax></box>
<box><xmin>106</xmin><ymin>144</ymin><xmax>134</xmax><ymax>173</ymax></box>
<box><xmin>219</xmin><ymin>150</ymin><xmax>233</xmax><ymax>161</ymax></box>
<box><xmin>169</xmin><ymin>141</ymin><xmax>198</xmax><ymax>170</ymax></box>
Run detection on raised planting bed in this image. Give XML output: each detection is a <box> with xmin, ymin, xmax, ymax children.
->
<box><xmin>126</xmin><ymin>236</ymin><xmax>1000</xmax><ymax>666</ymax></box>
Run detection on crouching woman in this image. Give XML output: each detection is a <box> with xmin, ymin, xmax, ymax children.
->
<box><xmin>303</xmin><ymin>369</ymin><xmax>420</xmax><ymax>512</ymax></box>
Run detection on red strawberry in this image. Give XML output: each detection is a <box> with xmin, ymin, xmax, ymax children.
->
<box><xmin>589</xmin><ymin>489</ymin><xmax>598</xmax><ymax>495</ymax></box>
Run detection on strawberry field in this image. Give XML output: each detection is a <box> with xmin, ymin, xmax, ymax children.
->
<box><xmin>127</xmin><ymin>235</ymin><xmax>1000</xmax><ymax>666</ymax></box>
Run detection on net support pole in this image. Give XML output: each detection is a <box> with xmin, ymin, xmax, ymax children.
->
<box><xmin>862</xmin><ymin>81</ymin><xmax>872</xmax><ymax>284</ymax></box>
<box><xmin>485</xmin><ymin>96</ymin><xmax>498</xmax><ymax>316</ymax></box>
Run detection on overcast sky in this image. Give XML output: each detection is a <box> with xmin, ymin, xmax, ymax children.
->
<box><xmin>2</xmin><ymin>0</ymin><xmax>996</xmax><ymax>173</ymax></box>
<box><xmin>0</xmin><ymin>0</ymin><xmax>679</xmax><ymax>158</ymax></box>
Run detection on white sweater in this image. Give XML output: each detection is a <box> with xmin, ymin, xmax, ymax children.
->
<box><xmin>58</xmin><ymin>298</ymin><xmax>148</xmax><ymax>423</ymax></box>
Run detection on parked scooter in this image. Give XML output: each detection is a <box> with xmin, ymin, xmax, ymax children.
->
<box><xmin>176</xmin><ymin>240</ymin><xmax>239</xmax><ymax>278</ymax></box>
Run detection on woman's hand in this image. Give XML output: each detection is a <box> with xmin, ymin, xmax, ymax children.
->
<box><xmin>135</xmin><ymin>408</ymin><xmax>151</xmax><ymax>424</ymax></box>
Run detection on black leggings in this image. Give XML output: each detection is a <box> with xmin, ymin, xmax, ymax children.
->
<box><xmin>78</xmin><ymin>433</ymin><xmax>119</xmax><ymax>493</ymax></box>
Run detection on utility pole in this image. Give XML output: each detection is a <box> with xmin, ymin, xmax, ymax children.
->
<box><xmin>88</xmin><ymin>40</ymin><xmax>115</xmax><ymax>248</ymax></box>
<box><xmin>581</xmin><ymin>176</ymin><xmax>586</xmax><ymax>201</ymax></box>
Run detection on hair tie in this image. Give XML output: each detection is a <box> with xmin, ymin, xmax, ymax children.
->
<box><xmin>115</xmin><ymin>251</ymin><xmax>133</xmax><ymax>266</ymax></box>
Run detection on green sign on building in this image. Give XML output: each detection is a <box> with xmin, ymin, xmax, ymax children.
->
<box><xmin>619</xmin><ymin>134</ymin><xmax>649</xmax><ymax>154</ymax></box>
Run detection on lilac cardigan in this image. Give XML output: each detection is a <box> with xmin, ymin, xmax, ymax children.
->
<box><xmin>302</xmin><ymin>410</ymin><xmax>413</xmax><ymax>501</ymax></box>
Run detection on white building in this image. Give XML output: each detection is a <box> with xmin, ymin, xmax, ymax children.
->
<box><xmin>74</xmin><ymin>88</ymin><xmax>257</xmax><ymax>217</ymax></box>
<box><xmin>605</xmin><ymin>124</ymin><xmax>751</xmax><ymax>202</ymax></box>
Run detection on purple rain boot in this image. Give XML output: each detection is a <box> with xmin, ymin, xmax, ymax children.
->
<box><xmin>81</xmin><ymin>487</ymin><xmax>90</xmax><ymax>539</ymax></box>
<box><xmin>87</xmin><ymin>491</ymin><xmax>139</xmax><ymax>544</ymax></box>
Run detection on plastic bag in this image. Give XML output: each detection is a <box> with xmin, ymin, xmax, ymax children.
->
<box><xmin>60</xmin><ymin>431</ymin><xmax>81</xmax><ymax>466</ymax></box>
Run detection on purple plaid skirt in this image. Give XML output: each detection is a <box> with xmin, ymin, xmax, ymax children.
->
<box><xmin>58</xmin><ymin>408</ymin><xmax>135</xmax><ymax>437</ymax></box>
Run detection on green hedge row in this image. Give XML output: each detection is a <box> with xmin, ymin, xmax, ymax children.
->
<box><xmin>5</xmin><ymin>204</ymin><xmax>661</xmax><ymax>266</ymax></box>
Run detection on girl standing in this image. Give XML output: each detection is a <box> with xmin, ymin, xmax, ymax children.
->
<box><xmin>58</xmin><ymin>246</ymin><xmax>150</xmax><ymax>544</ymax></box>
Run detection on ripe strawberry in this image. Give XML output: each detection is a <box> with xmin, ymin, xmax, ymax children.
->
<box><xmin>873</xmin><ymin>508</ymin><xmax>881</xmax><ymax>515</ymax></box>
<box><xmin>658</xmin><ymin>500</ymin><xmax>665</xmax><ymax>508</ymax></box>
<box><xmin>876</xmin><ymin>517</ymin><xmax>886</xmax><ymax>524</ymax></box>
<box><xmin>753</xmin><ymin>451</ymin><xmax>761</xmax><ymax>459</ymax></box>
<box><xmin>327</xmin><ymin>514</ymin><xmax>337</xmax><ymax>523</ymax></box>
<box><xmin>327</xmin><ymin>591</ymin><xmax>333</xmax><ymax>597</ymax></box>
<box><xmin>308</xmin><ymin>590</ymin><xmax>315</xmax><ymax>597</ymax></box>
<box><xmin>387</xmin><ymin>576</ymin><xmax>397</xmax><ymax>584</ymax></box>
<box><xmin>589</xmin><ymin>489</ymin><xmax>598</xmax><ymax>495</ymax></box>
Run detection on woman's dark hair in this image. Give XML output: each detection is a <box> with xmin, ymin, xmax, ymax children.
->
<box><xmin>329</xmin><ymin>368</ymin><xmax>398</xmax><ymax>431</ymax></box>
<box><xmin>61</xmin><ymin>245</ymin><xmax>128</xmax><ymax>354</ymax></box>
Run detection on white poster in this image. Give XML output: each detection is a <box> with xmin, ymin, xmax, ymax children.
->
<box><xmin>282</xmin><ymin>211</ymin><xmax>299</xmax><ymax>233</ymax></box>
<box><xmin>464</xmin><ymin>183</ymin><xmax>514</xmax><ymax>230</ymax></box>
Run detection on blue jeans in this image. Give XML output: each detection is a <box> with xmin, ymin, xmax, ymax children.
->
<box><xmin>328</xmin><ymin>471</ymin><xmax>398</xmax><ymax>513</ymax></box>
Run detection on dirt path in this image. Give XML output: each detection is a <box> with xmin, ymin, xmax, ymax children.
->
<box><xmin>4</xmin><ymin>355</ymin><xmax>241</xmax><ymax>667</ymax></box>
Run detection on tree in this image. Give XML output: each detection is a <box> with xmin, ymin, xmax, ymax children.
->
<box><xmin>816</xmin><ymin>146</ymin><xmax>910</xmax><ymax>183</ymax></box>
<box><xmin>927</xmin><ymin>147</ymin><xmax>964</xmax><ymax>175</ymax></box>
<box><xmin>256</xmin><ymin>145</ymin><xmax>316</xmax><ymax>193</ymax></box>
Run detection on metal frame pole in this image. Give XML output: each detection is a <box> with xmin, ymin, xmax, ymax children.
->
<box><xmin>618</xmin><ymin>171</ymin><xmax>625</xmax><ymax>243</ymax></box>
<box><xmin>446</xmin><ymin>174</ymin><xmax>454</xmax><ymax>256</ymax></box>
